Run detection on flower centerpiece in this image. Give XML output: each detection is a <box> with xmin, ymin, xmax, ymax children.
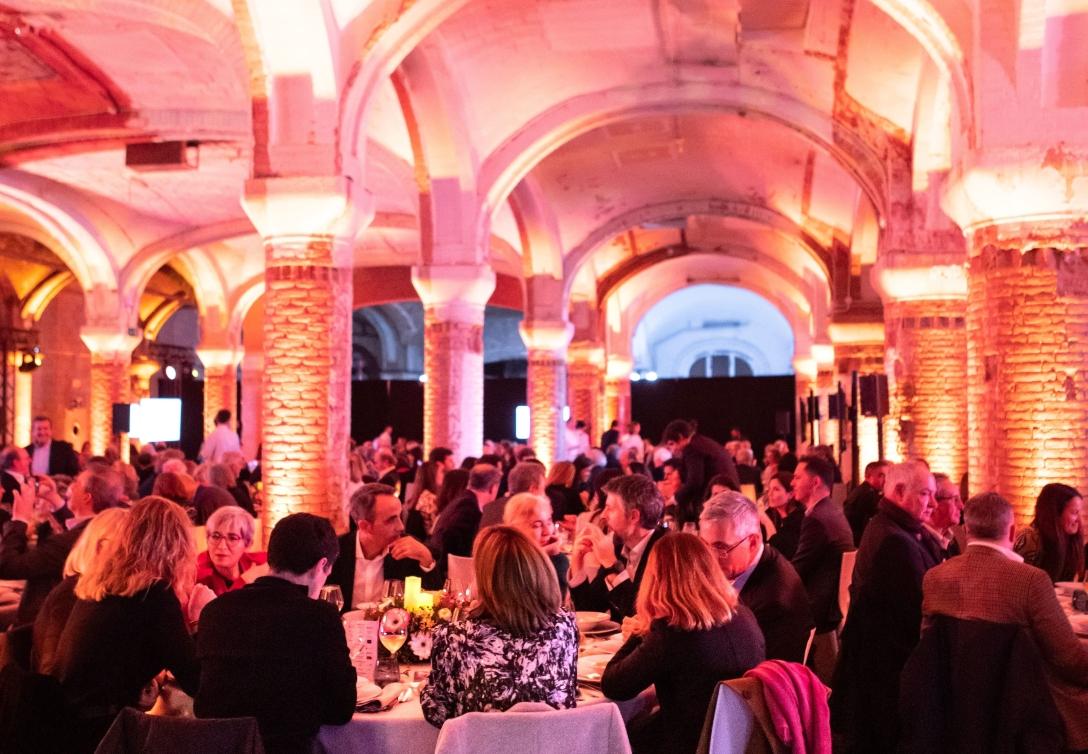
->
<box><xmin>355</xmin><ymin>591</ymin><xmax>471</xmax><ymax>663</ymax></box>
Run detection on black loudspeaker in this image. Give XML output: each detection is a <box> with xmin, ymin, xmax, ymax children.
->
<box><xmin>827</xmin><ymin>393</ymin><xmax>845</xmax><ymax>421</ymax></box>
<box><xmin>807</xmin><ymin>394</ymin><xmax>821</xmax><ymax>421</ymax></box>
<box><xmin>111</xmin><ymin>403</ymin><xmax>131</xmax><ymax>434</ymax></box>
<box><xmin>859</xmin><ymin>374</ymin><xmax>889</xmax><ymax>417</ymax></box>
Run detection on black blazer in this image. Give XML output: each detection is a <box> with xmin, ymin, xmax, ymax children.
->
<box><xmin>428</xmin><ymin>492</ymin><xmax>482</xmax><ymax>564</ymax></box>
<box><xmin>675</xmin><ymin>434</ymin><xmax>739</xmax><ymax>522</ymax></box>
<box><xmin>790</xmin><ymin>496</ymin><xmax>854</xmax><ymax>633</ymax></box>
<box><xmin>570</xmin><ymin>526</ymin><xmax>670</xmax><ymax>622</ymax></box>
<box><xmin>195</xmin><ymin>576</ymin><xmax>355</xmax><ymax>754</ymax></box>
<box><xmin>0</xmin><ymin>518</ymin><xmax>88</xmax><ymax>625</ymax></box>
<box><xmin>601</xmin><ymin>609</ymin><xmax>765</xmax><ymax>754</ymax></box>
<box><xmin>739</xmin><ymin>545</ymin><xmax>814</xmax><ymax>663</ymax></box>
<box><xmin>328</xmin><ymin>531</ymin><xmax>437</xmax><ymax>611</ymax></box>
<box><xmin>842</xmin><ymin>481</ymin><xmax>882</xmax><ymax>547</ymax></box>
<box><xmin>24</xmin><ymin>441</ymin><xmax>80</xmax><ymax>478</ymax></box>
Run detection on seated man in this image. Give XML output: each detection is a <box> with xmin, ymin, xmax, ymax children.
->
<box><xmin>428</xmin><ymin>464</ymin><xmax>502</xmax><ymax>567</ymax></box>
<box><xmin>699</xmin><ymin>491</ymin><xmax>814</xmax><ymax>662</ymax></box>
<box><xmin>569</xmin><ymin>474</ymin><xmax>668</xmax><ymax>621</ymax></box>
<box><xmin>923</xmin><ymin>492</ymin><xmax>1088</xmax><ymax>752</ymax></box>
<box><xmin>479</xmin><ymin>460</ymin><xmax>546</xmax><ymax>528</ymax></box>
<box><xmin>329</xmin><ymin>482</ymin><xmax>439</xmax><ymax>608</ymax></box>
<box><xmin>196</xmin><ymin>513</ymin><xmax>356</xmax><ymax>754</ymax></box>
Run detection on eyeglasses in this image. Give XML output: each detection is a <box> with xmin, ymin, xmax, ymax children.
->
<box><xmin>209</xmin><ymin>532</ymin><xmax>244</xmax><ymax>544</ymax></box>
<box><xmin>709</xmin><ymin>539</ymin><xmax>748</xmax><ymax>556</ymax></box>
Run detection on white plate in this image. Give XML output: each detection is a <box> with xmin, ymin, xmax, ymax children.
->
<box><xmin>577</xmin><ymin>653</ymin><xmax>612</xmax><ymax>681</ymax></box>
<box><xmin>575</xmin><ymin>610</ymin><xmax>609</xmax><ymax>632</ymax></box>
<box><xmin>1056</xmin><ymin>582</ymin><xmax>1083</xmax><ymax>596</ymax></box>
<box><xmin>582</xmin><ymin>620</ymin><xmax>621</xmax><ymax>637</ymax></box>
<box><xmin>1069</xmin><ymin>613</ymin><xmax>1088</xmax><ymax>637</ymax></box>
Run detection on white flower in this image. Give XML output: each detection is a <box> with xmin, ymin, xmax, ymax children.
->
<box><xmin>437</xmin><ymin>608</ymin><xmax>452</xmax><ymax>621</ymax></box>
<box><xmin>410</xmin><ymin>631</ymin><xmax>434</xmax><ymax>660</ymax></box>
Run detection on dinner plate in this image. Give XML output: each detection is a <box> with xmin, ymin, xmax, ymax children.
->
<box><xmin>577</xmin><ymin>653</ymin><xmax>612</xmax><ymax>681</ymax></box>
<box><xmin>1056</xmin><ymin>581</ymin><xmax>1084</xmax><ymax>596</ymax></box>
<box><xmin>575</xmin><ymin>610</ymin><xmax>610</xmax><ymax>632</ymax></box>
<box><xmin>582</xmin><ymin>620</ymin><xmax>621</xmax><ymax>637</ymax></box>
<box><xmin>1069</xmin><ymin>613</ymin><xmax>1088</xmax><ymax>637</ymax></box>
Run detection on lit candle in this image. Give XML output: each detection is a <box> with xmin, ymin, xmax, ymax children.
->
<box><xmin>415</xmin><ymin>592</ymin><xmax>434</xmax><ymax>612</ymax></box>
<box><xmin>404</xmin><ymin>576</ymin><xmax>421</xmax><ymax>612</ymax></box>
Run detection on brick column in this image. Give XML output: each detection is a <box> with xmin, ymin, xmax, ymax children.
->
<box><xmin>79</xmin><ymin>328</ymin><xmax>139</xmax><ymax>457</ymax></box>
<box><xmin>604</xmin><ymin>356</ymin><xmax>632</xmax><ymax>430</ymax></box>
<box><xmin>239</xmin><ymin>353</ymin><xmax>263</xmax><ymax>460</ymax></box>
<box><xmin>967</xmin><ymin>227</ymin><xmax>1088</xmax><ymax>523</ymax></box>
<box><xmin>243</xmin><ymin>177</ymin><xmax>363</xmax><ymax>531</ymax></box>
<box><xmin>884</xmin><ymin>300</ymin><xmax>968</xmax><ymax>479</ymax></box>
<box><xmin>568</xmin><ymin>342</ymin><xmax>605</xmax><ymax>445</ymax></box>
<box><xmin>520</xmin><ymin>320</ymin><xmax>573</xmax><ymax>467</ymax></box>
<box><xmin>412</xmin><ymin>265</ymin><xmax>496</xmax><ymax>463</ymax></box>
<box><xmin>195</xmin><ymin>347</ymin><xmax>239</xmax><ymax>440</ymax></box>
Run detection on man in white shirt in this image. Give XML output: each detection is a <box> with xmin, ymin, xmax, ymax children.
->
<box><xmin>199</xmin><ymin>409</ymin><xmax>241</xmax><ymax>464</ymax></box>
<box><xmin>328</xmin><ymin>483</ymin><xmax>436</xmax><ymax>609</ymax></box>
<box><xmin>565</xmin><ymin>419</ymin><xmax>590</xmax><ymax>461</ymax></box>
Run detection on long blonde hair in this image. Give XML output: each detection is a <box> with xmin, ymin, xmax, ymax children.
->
<box><xmin>546</xmin><ymin>461</ymin><xmax>576</xmax><ymax>488</ymax></box>
<box><xmin>471</xmin><ymin>526</ymin><xmax>560</xmax><ymax>635</ymax></box>
<box><xmin>64</xmin><ymin>508</ymin><xmax>129</xmax><ymax>578</ymax></box>
<box><xmin>634</xmin><ymin>533</ymin><xmax>737</xmax><ymax>632</ymax></box>
<box><xmin>76</xmin><ymin>496</ymin><xmax>196</xmax><ymax>601</ymax></box>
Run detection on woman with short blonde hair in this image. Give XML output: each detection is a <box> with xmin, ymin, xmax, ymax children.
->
<box><xmin>601</xmin><ymin>533</ymin><xmax>764</xmax><ymax>754</ymax></box>
<box><xmin>503</xmin><ymin>492</ymin><xmax>569</xmax><ymax>599</ymax></box>
<box><xmin>421</xmin><ymin>526</ymin><xmax>577</xmax><ymax>727</ymax></box>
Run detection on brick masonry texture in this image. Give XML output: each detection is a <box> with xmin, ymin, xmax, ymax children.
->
<box><xmin>527</xmin><ymin>350</ymin><xmax>567</xmax><ymax>467</ymax></box>
<box><xmin>88</xmin><ymin>356</ymin><xmax>129</xmax><ymax>457</ymax></box>
<box><xmin>422</xmin><ymin>308</ymin><xmax>485</xmax><ymax>462</ymax></box>
<box><xmin>568</xmin><ymin>360</ymin><xmax>603</xmax><ymax>445</ymax></box>
<box><xmin>203</xmin><ymin>366</ymin><xmax>236</xmax><ymax>440</ymax></box>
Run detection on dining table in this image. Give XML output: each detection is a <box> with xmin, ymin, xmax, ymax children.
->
<box><xmin>316</xmin><ymin>631</ymin><xmax>653</xmax><ymax>754</ymax></box>
<box><xmin>1056</xmin><ymin>583</ymin><xmax>1088</xmax><ymax>643</ymax></box>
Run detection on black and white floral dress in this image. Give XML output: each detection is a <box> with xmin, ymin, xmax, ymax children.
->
<box><xmin>420</xmin><ymin>612</ymin><xmax>579</xmax><ymax>726</ymax></box>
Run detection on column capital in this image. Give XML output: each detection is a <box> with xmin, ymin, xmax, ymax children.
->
<box><xmin>411</xmin><ymin>264</ymin><xmax>496</xmax><ymax>319</ymax></box>
<box><xmin>242</xmin><ymin>175</ymin><xmax>372</xmax><ymax>243</ymax></box>
<box><xmin>569</xmin><ymin>341</ymin><xmax>605</xmax><ymax>364</ymax></box>
<box><xmin>195</xmin><ymin>346</ymin><xmax>241</xmax><ymax>371</ymax></box>
<box><xmin>519</xmin><ymin>319</ymin><xmax>573</xmax><ymax>355</ymax></box>
<box><xmin>79</xmin><ymin>326</ymin><xmax>140</xmax><ymax>362</ymax></box>
<box><xmin>871</xmin><ymin>257</ymin><xmax>967</xmax><ymax>304</ymax></box>
<box><xmin>605</xmin><ymin>355</ymin><xmax>633</xmax><ymax>380</ymax></box>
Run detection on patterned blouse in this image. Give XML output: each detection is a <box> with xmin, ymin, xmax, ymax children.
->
<box><xmin>420</xmin><ymin>611</ymin><xmax>579</xmax><ymax>727</ymax></box>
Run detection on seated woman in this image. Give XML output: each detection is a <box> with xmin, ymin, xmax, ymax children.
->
<box><xmin>764</xmin><ymin>472</ymin><xmax>803</xmax><ymax>559</ymax></box>
<box><xmin>1014</xmin><ymin>483</ymin><xmax>1084</xmax><ymax>582</ymax></box>
<box><xmin>503</xmin><ymin>492</ymin><xmax>570</xmax><ymax>599</ymax></box>
<box><xmin>54</xmin><ymin>496</ymin><xmax>211</xmax><ymax>752</ymax></box>
<box><xmin>407</xmin><ymin>460</ymin><xmax>444</xmax><ymax>538</ymax></box>
<box><xmin>33</xmin><ymin>508</ymin><xmax>129</xmax><ymax>675</ymax></box>
<box><xmin>421</xmin><ymin>526</ymin><xmax>577</xmax><ymax>726</ymax></box>
<box><xmin>601</xmin><ymin>533</ymin><xmax>765</xmax><ymax>754</ymax></box>
<box><xmin>196</xmin><ymin>505</ymin><xmax>268</xmax><ymax>596</ymax></box>
<box><xmin>545</xmin><ymin>461</ymin><xmax>585</xmax><ymax>520</ymax></box>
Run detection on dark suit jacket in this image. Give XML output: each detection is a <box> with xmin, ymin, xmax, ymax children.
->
<box><xmin>830</xmin><ymin>500</ymin><xmax>940</xmax><ymax>752</ymax></box>
<box><xmin>842</xmin><ymin>481</ymin><xmax>882</xmax><ymax>547</ymax></box>
<box><xmin>675</xmin><ymin>434</ymin><xmax>739</xmax><ymax>522</ymax></box>
<box><xmin>790</xmin><ymin>496</ymin><xmax>853</xmax><ymax>633</ymax></box>
<box><xmin>1</xmin><ymin>470</ymin><xmax>20</xmax><ymax>506</ymax></box>
<box><xmin>0</xmin><ymin>518</ymin><xmax>89</xmax><ymax>625</ymax></box>
<box><xmin>328</xmin><ymin>531</ymin><xmax>437</xmax><ymax>610</ymax></box>
<box><xmin>570</xmin><ymin>526</ymin><xmax>669</xmax><ymax>622</ymax></box>
<box><xmin>24</xmin><ymin>441</ymin><xmax>80</xmax><ymax>478</ymax></box>
<box><xmin>601</xmin><ymin>429</ymin><xmax>619</xmax><ymax>450</ymax></box>
<box><xmin>478</xmin><ymin>495</ymin><xmax>508</xmax><ymax>529</ymax></box>
<box><xmin>196</xmin><ymin>576</ymin><xmax>355</xmax><ymax>754</ymax></box>
<box><xmin>428</xmin><ymin>492</ymin><xmax>482</xmax><ymax>566</ymax></box>
<box><xmin>738</xmin><ymin>545</ymin><xmax>814</xmax><ymax>663</ymax></box>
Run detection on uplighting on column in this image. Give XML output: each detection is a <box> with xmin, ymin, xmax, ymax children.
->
<box><xmin>520</xmin><ymin>319</ymin><xmax>574</xmax><ymax>468</ymax></box>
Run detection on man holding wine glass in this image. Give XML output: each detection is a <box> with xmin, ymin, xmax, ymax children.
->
<box><xmin>329</xmin><ymin>483</ymin><xmax>440</xmax><ymax>611</ymax></box>
<box><xmin>195</xmin><ymin>513</ymin><xmax>357</xmax><ymax>754</ymax></box>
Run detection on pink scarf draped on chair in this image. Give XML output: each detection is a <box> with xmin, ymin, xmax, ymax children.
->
<box><xmin>744</xmin><ymin>660</ymin><xmax>831</xmax><ymax>754</ymax></box>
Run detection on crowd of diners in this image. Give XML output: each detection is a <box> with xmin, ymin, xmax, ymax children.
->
<box><xmin>2</xmin><ymin>412</ymin><xmax>1088</xmax><ymax>753</ymax></box>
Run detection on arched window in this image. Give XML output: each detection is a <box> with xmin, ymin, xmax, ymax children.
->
<box><xmin>687</xmin><ymin>351</ymin><xmax>754</xmax><ymax>378</ymax></box>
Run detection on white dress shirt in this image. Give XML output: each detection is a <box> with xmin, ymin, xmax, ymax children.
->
<box><xmin>30</xmin><ymin>443</ymin><xmax>51</xmax><ymax>476</ymax></box>
<box><xmin>199</xmin><ymin>424</ymin><xmax>241</xmax><ymax>464</ymax></box>
<box><xmin>352</xmin><ymin>535</ymin><xmax>389</xmax><ymax>608</ymax></box>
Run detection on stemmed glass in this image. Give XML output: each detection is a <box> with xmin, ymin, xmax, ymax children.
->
<box><xmin>318</xmin><ymin>585</ymin><xmax>344</xmax><ymax>612</ymax></box>
<box><xmin>379</xmin><ymin>607</ymin><xmax>410</xmax><ymax>682</ymax></box>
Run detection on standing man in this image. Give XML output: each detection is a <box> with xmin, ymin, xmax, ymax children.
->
<box><xmin>329</xmin><ymin>483</ymin><xmax>438</xmax><ymax>609</ymax></box>
<box><xmin>565</xmin><ymin>419</ymin><xmax>590</xmax><ymax>461</ymax></box>
<box><xmin>569</xmin><ymin>474</ymin><xmax>669</xmax><ymax>621</ymax></box>
<box><xmin>662</xmin><ymin>419</ymin><xmax>739</xmax><ymax>523</ymax></box>
<box><xmin>25</xmin><ymin>416</ymin><xmax>80</xmax><ymax>477</ymax></box>
<box><xmin>831</xmin><ymin>460</ymin><xmax>939</xmax><ymax>753</ymax></box>
<box><xmin>699</xmin><ymin>492</ymin><xmax>814</xmax><ymax>662</ymax></box>
<box><xmin>925</xmin><ymin>473</ymin><xmax>966</xmax><ymax>558</ymax></box>
<box><xmin>842</xmin><ymin>460</ymin><xmax>888</xmax><ymax>546</ymax></box>
<box><xmin>789</xmin><ymin>454</ymin><xmax>853</xmax><ymax>683</ymax></box>
<box><xmin>199</xmin><ymin>409</ymin><xmax>241</xmax><ymax>464</ymax></box>
<box><xmin>196</xmin><ymin>513</ymin><xmax>356</xmax><ymax>754</ymax></box>
<box><xmin>600</xmin><ymin>421</ymin><xmax>620</xmax><ymax>452</ymax></box>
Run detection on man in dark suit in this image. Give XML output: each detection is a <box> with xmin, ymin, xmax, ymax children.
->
<box><xmin>0</xmin><ymin>465</ymin><xmax>124</xmax><ymax>624</ymax></box>
<box><xmin>699</xmin><ymin>491</ymin><xmax>814</xmax><ymax>663</ymax></box>
<box><xmin>329</xmin><ymin>482</ymin><xmax>439</xmax><ymax>610</ymax></box>
<box><xmin>479</xmin><ymin>460</ymin><xmax>545</xmax><ymax>528</ymax></box>
<box><xmin>789</xmin><ymin>454</ymin><xmax>853</xmax><ymax>683</ymax></box>
<box><xmin>570</xmin><ymin>474</ymin><xmax>669</xmax><ymax>621</ymax></box>
<box><xmin>661</xmin><ymin>419</ymin><xmax>739</xmax><ymax>524</ymax></box>
<box><xmin>600</xmin><ymin>420</ymin><xmax>620</xmax><ymax>453</ymax></box>
<box><xmin>25</xmin><ymin>416</ymin><xmax>80</xmax><ymax>478</ymax></box>
<box><xmin>831</xmin><ymin>460</ymin><xmax>939</xmax><ymax>753</ymax></box>
<box><xmin>196</xmin><ymin>513</ymin><xmax>356</xmax><ymax>754</ymax></box>
<box><xmin>842</xmin><ymin>460</ymin><xmax>888</xmax><ymax>546</ymax></box>
<box><xmin>1</xmin><ymin>446</ymin><xmax>31</xmax><ymax>521</ymax></box>
<box><xmin>428</xmin><ymin>464</ymin><xmax>501</xmax><ymax>573</ymax></box>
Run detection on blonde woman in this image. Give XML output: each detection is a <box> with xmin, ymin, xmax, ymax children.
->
<box><xmin>54</xmin><ymin>496</ymin><xmax>210</xmax><ymax>752</ymax></box>
<box><xmin>503</xmin><ymin>492</ymin><xmax>569</xmax><ymax>599</ymax></box>
<box><xmin>32</xmin><ymin>507</ymin><xmax>128</xmax><ymax>675</ymax></box>
<box><xmin>421</xmin><ymin>526</ymin><xmax>578</xmax><ymax>727</ymax></box>
<box><xmin>601</xmin><ymin>533</ymin><xmax>765</xmax><ymax>754</ymax></box>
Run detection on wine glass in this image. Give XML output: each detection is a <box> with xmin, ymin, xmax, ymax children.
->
<box><xmin>318</xmin><ymin>585</ymin><xmax>344</xmax><ymax>612</ymax></box>
<box><xmin>379</xmin><ymin>607</ymin><xmax>410</xmax><ymax>680</ymax></box>
<box><xmin>384</xmin><ymin>579</ymin><xmax>405</xmax><ymax>602</ymax></box>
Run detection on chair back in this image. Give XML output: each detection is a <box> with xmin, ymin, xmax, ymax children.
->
<box><xmin>697</xmin><ymin>681</ymin><xmax>756</xmax><ymax>754</ymax></box>
<box><xmin>837</xmin><ymin>549</ymin><xmax>857</xmax><ymax>629</ymax></box>
<box><xmin>447</xmin><ymin>554</ymin><xmax>476</xmax><ymax>595</ymax></box>
<box><xmin>801</xmin><ymin>626</ymin><xmax>817</xmax><ymax>667</ymax></box>
<box><xmin>434</xmin><ymin>702</ymin><xmax>631</xmax><ymax>754</ymax></box>
<box><xmin>94</xmin><ymin>708</ymin><xmax>266</xmax><ymax>754</ymax></box>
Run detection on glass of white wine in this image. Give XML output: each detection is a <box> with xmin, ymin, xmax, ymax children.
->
<box><xmin>318</xmin><ymin>585</ymin><xmax>345</xmax><ymax>612</ymax></box>
<box><xmin>379</xmin><ymin>607</ymin><xmax>410</xmax><ymax>681</ymax></box>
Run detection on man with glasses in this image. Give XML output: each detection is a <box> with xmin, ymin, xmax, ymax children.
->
<box><xmin>925</xmin><ymin>473</ymin><xmax>966</xmax><ymax>559</ymax></box>
<box><xmin>699</xmin><ymin>491</ymin><xmax>813</xmax><ymax>662</ymax></box>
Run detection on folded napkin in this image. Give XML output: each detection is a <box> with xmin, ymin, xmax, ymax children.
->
<box><xmin>356</xmin><ymin>681</ymin><xmax>408</xmax><ymax>713</ymax></box>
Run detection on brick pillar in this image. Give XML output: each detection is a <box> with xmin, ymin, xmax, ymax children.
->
<box><xmin>243</xmin><ymin>176</ymin><xmax>363</xmax><ymax>532</ymax></box>
<box><xmin>196</xmin><ymin>347</ymin><xmax>239</xmax><ymax>440</ymax></box>
<box><xmin>520</xmin><ymin>320</ymin><xmax>573</xmax><ymax>467</ymax></box>
<box><xmin>884</xmin><ymin>300</ymin><xmax>968</xmax><ymax>479</ymax></box>
<box><xmin>239</xmin><ymin>353</ymin><xmax>263</xmax><ymax>460</ymax></box>
<box><xmin>412</xmin><ymin>265</ymin><xmax>496</xmax><ymax>463</ymax></box>
<box><xmin>568</xmin><ymin>343</ymin><xmax>605</xmax><ymax>445</ymax></box>
<box><xmin>79</xmin><ymin>328</ymin><xmax>139</xmax><ymax>457</ymax></box>
<box><xmin>604</xmin><ymin>356</ymin><xmax>632</xmax><ymax>430</ymax></box>
<box><xmin>967</xmin><ymin>229</ymin><xmax>1088</xmax><ymax>524</ymax></box>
